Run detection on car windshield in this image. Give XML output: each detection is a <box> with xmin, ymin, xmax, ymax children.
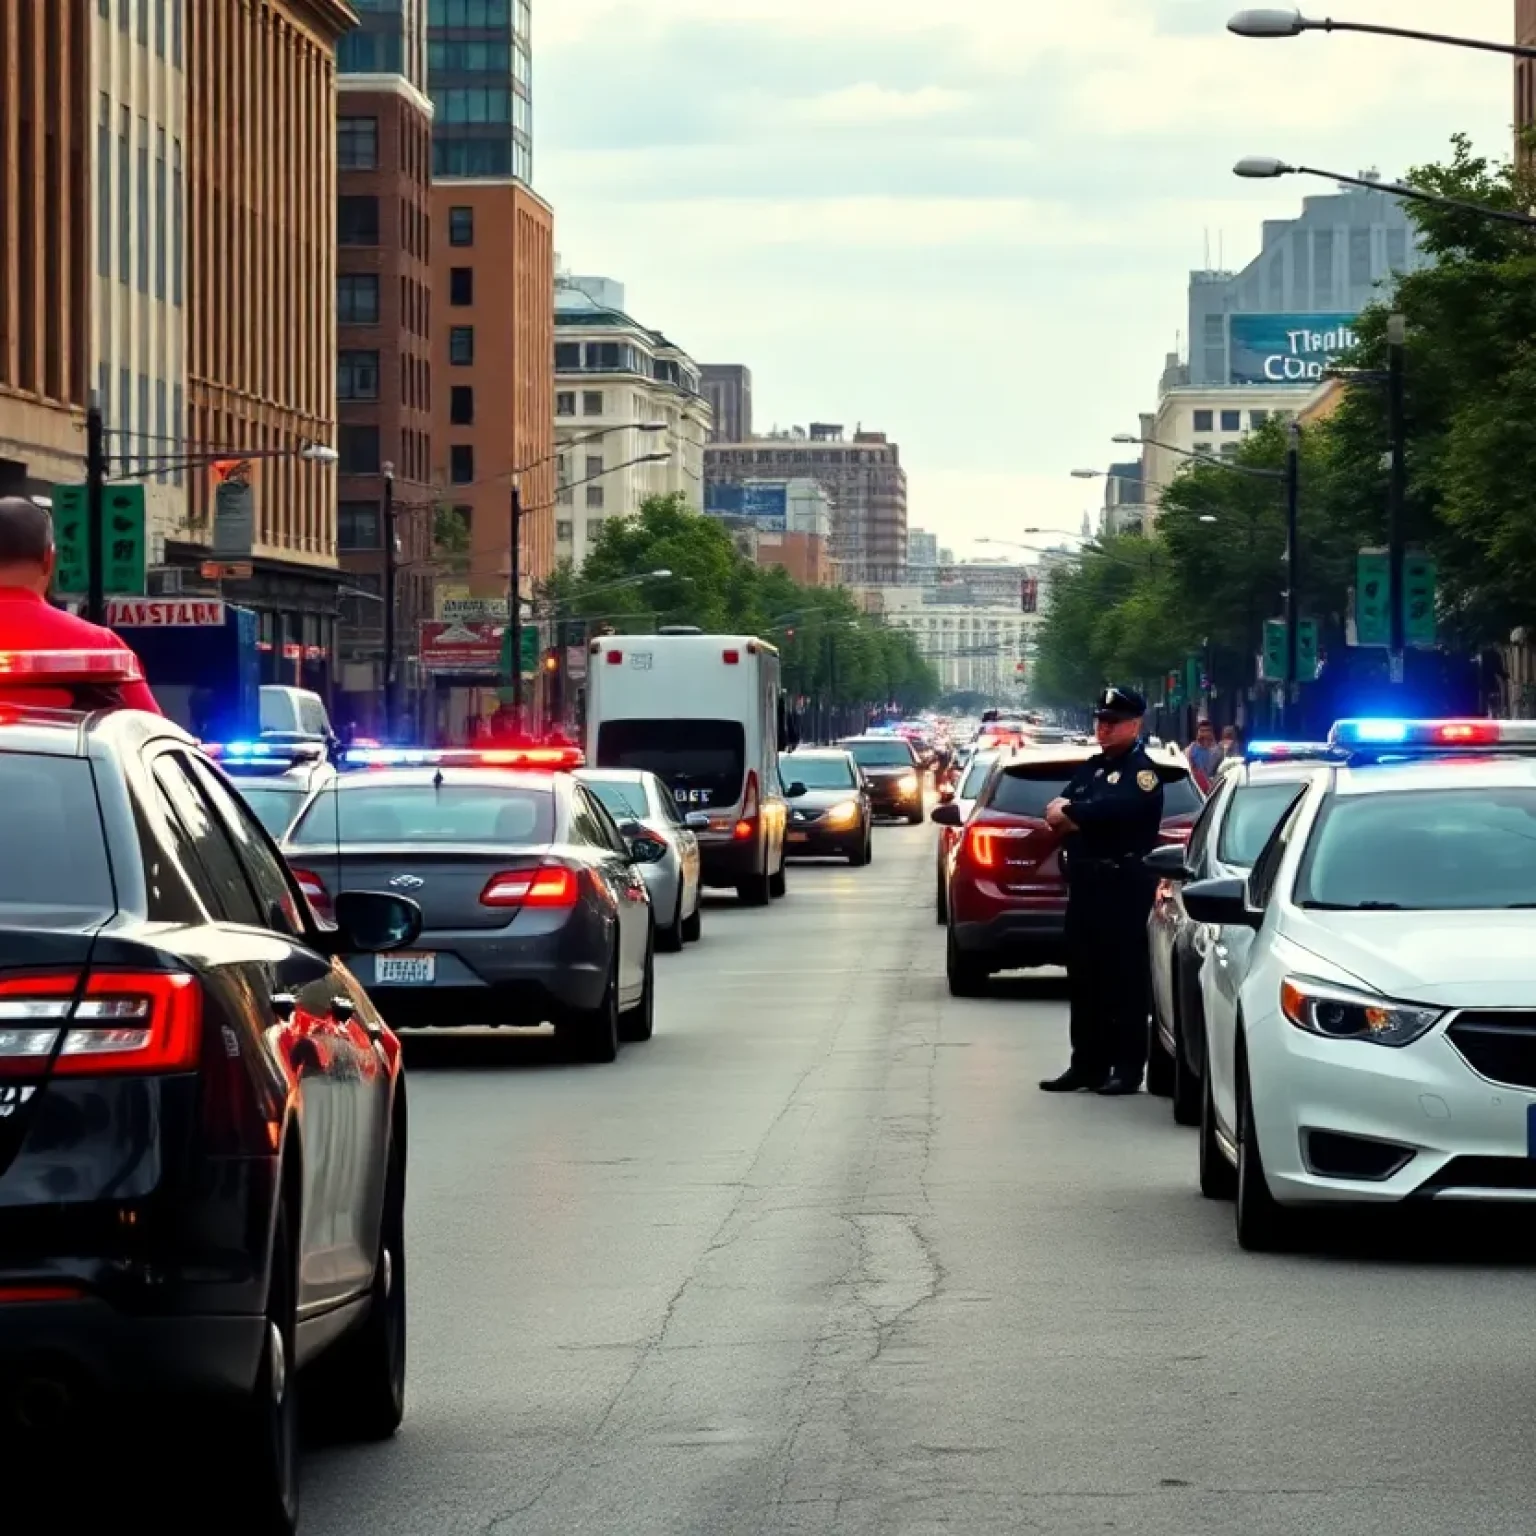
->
<box><xmin>0</xmin><ymin>753</ymin><xmax>115</xmax><ymax>920</ymax></box>
<box><xmin>842</xmin><ymin>740</ymin><xmax>912</xmax><ymax>767</ymax></box>
<box><xmin>1218</xmin><ymin>780</ymin><xmax>1305</xmax><ymax>868</ymax></box>
<box><xmin>1296</xmin><ymin>786</ymin><xmax>1536</xmax><ymax>910</ymax></box>
<box><xmin>288</xmin><ymin>784</ymin><xmax>554</xmax><ymax>846</ymax></box>
<box><xmin>988</xmin><ymin>764</ymin><xmax>1075</xmax><ymax>818</ymax></box>
<box><xmin>241</xmin><ymin>785</ymin><xmax>306</xmax><ymax>838</ymax></box>
<box><xmin>959</xmin><ymin>755</ymin><xmax>997</xmax><ymax>800</ymax></box>
<box><xmin>596</xmin><ymin>719</ymin><xmax>745</xmax><ymax>811</ymax></box>
<box><xmin>783</xmin><ymin>755</ymin><xmax>856</xmax><ymax>789</ymax></box>
<box><xmin>585</xmin><ymin>779</ymin><xmax>650</xmax><ymax>822</ymax></box>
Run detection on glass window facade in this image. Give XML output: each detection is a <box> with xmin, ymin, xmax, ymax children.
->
<box><xmin>428</xmin><ymin>0</ymin><xmax>532</xmax><ymax>182</ymax></box>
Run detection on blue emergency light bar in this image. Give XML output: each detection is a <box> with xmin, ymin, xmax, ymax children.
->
<box><xmin>341</xmin><ymin>744</ymin><xmax>585</xmax><ymax>771</ymax></box>
<box><xmin>206</xmin><ymin>740</ymin><xmax>324</xmax><ymax>766</ymax></box>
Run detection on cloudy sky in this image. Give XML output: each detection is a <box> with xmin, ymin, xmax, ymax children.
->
<box><xmin>536</xmin><ymin>0</ymin><xmax>1512</xmax><ymax>558</ymax></box>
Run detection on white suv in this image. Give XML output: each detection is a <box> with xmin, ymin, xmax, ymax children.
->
<box><xmin>1177</xmin><ymin>719</ymin><xmax>1536</xmax><ymax>1251</ymax></box>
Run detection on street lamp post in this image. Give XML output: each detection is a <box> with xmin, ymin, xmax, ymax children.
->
<box><xmin>1284</xmin><ymin>418</ymin><xmax>1301</xmax><ymax>716</ymax></box>
<box><xmin>85</xmin><ymin>400</ymin><xmax>107</xmax><ymax>625</ymax></box>
<box><xmin>1228</xmin><ymin>9</ymin><xmax>1536</xmax><ymax>60</ymax></box>
<box><xmin>1387</xmin><ymin>313</ymin><xmax>1408</xmax><ymax>681</ymax></box>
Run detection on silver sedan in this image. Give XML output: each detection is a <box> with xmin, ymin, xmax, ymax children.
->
<box><xmin>577</xmin><ymin>767</ymin><xmax>705</xmax><ymax>951</ymax></box>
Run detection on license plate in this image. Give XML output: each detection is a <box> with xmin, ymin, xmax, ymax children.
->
<box><xmin>787</xmin><ymin>831</ymin><xmax>809</xmax><ymax>843</ymax></box>
<box><xmin>377</xmin><ymin>953</ymin><xmax>435</xmax><ymax>985</ymax></box>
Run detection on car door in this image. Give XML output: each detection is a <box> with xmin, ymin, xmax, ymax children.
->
<box><xmin>186</xmin><ymin>751</ymin><xmax>391</xmax><ymax>1301</ymax></box>
<box><xmin>1153</xmin><ymin>780</ymin><xmax>1225</xmax><ymax>1041</ymax></box>
<box><xmin>146</xmin><ymin>746</ymin><xmax>353</xmax><ymax>1312</ymax></box>
<box><xmin>651</xmin><ymin>774</ymin><xmax>699</xmax><ymax>906</ymax></box>
<box><xmin>575</xmin><ymin>787</ymin><xmax>650</xmax><ymax>1000</ymax></box>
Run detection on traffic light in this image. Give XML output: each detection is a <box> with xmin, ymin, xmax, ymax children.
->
<box><xmin>542</xmin><ymin>649</ymin><xmax>559</xmax><ymax>673</ymax></box>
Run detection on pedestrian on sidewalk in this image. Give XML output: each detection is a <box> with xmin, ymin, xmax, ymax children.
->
<box><xmin>1186</xmin><ymin>719</ymin><xmax>1224</xmax><ymax>789</ymax></box>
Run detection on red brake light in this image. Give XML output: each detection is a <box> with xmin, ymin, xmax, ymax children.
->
<box><xmin>606</xmin><ymin>650</ymin><xmax>623</xmax><ymax>665</ymax></box>
<box><xmin>722</xmin><ymin>649</ymin><xmax>740</xmax><ymax>665</ymax></box>
<box><xmin>964</xmin><ymin>825</ymin><xmax>998</xmax><ymax>868</ymax></box>
<box><xmin>0</xmin><ymin>971</ymin><xmax>201</xmax><ymax>1079</ymax></box>
<box><xmin>734</xmin><ymin>770</ymin><xmax>760</xmax><ymax>838</ymax></box>
<box><xmin>480</xmin><ymin>866</ymin><xmax>580</xmax><ymax>908</ymax></box>
<box><xmin>290</xmin><ymin>868</ymin><xmax>333</xmax><ymax>922</ymax></box>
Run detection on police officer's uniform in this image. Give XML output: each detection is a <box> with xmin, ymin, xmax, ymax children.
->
<box><xmin>1040</xmin><ymin>687</ymin><xmax>1163</xmax><ymax>1096</ymax></box>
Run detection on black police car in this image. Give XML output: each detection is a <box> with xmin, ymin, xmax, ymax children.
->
<box><xmin>0</xmin><ymin>654</ymin><xmax>422</xmax><ymax>1532</ymax></box>
<box><xmin>207</xmin><ymin>737</ymin><xmax>338</xmax><ymax>839</ymax></box>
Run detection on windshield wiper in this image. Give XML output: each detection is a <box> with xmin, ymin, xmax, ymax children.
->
<box><xmin>1301</xmin><ymin>900</ymin><xmax>1408</xmax><ymax>911</ymax></box>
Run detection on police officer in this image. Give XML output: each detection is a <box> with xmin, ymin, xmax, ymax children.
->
<box><xmin>1039</xmin><ymin>686</ymin><xmax>1163</xmax><ymax>1097</ymax></box>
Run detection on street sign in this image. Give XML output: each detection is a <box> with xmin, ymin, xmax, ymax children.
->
<box><xmin>566</xmin><ymin>644</ymin><xmax>588</xmax><ymax>681</ymax></box>
<box><xmin>1184</xmin><ymin>656</ymin><xmax>1201</xmax><ymax>704</ymax></box>
<box><xmin>200</xmin><ymin>561</ymin><xmax>253</xmax><ymax>580</ymax></box>
<box><xmin>1403</xmin><ymin>554</ymin><xmax>1437</xmax><ymax>648</ymax></box>
<box><xmin>438</xmin><ymin>595</ymin><xmax>509</xmax><ymax>623</ymax></box>
<box><xmin>211</xmin><ymin>459</ymin><xmax>257</xmax><ymax>559</ymax></box>
<box><xmin>1354</xmin><ymin>550</ymin><xmax>1391</xmax><ymax>647</ymax></box>
<box><xmin>499</xmin><ymin>624</ymin><xmax>540</xmax><ymax>678</ymax></box>
<box><xmin>107</xmin><ymin>599</ymin><xmax>226</xmax><ymax>627</ymax></box>
<box><xmin>53</xmin><ymin>483</ymin><xmax>147</xmax><ymax>597</ymax></box>
<box><xmin>1260</xmin><ymin>619</ymin><xmax>1319</xmax><ymax>684</ymax></box>
<box><xmin>1296</xmin><ymin>619</ymin><xmax>1319</xmax><ymax>681</ymax></box>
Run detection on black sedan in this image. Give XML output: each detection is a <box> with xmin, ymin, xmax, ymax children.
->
<box><xmin>282</xmin><ymin>759</ymin><xmax>656</xmax><ymax>1062</ymax></box>
<box><xmin>836</xmin><ymin>735</ymin><xmax>926</xmax><ymax>823</ymax></box>
<box><xmin>779</xmin><ymin>749</ymin><xmax>873</xmax><ymax>864</ymax></box>
<box><xmin>0</xmin><ymin>697</ymin><xmax>421</xmax><ymax>1531</ymax></box>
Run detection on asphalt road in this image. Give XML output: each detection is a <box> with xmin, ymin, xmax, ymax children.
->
<box><xmin>302</xmin><ymin>817</ymin><xmax>1536</xmax><ymax>1536</ymax></box>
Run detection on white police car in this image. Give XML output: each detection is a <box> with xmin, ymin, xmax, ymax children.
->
<box><xmin>207</xmin><ymin>738</ymin><xmax>336</xmax><ymax>839</ymax></box>
<box><xmin>1173</xmin><ymin>718</ymin><xmax>1536</xmax><ymax>1250</ymax></box>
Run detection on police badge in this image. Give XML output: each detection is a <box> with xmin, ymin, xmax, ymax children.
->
<box><xmin>1137</xmin><ymin>769</ymin><xmax>1157</xmax><ymax>792</ymax></box>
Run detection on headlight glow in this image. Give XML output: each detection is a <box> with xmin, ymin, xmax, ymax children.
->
<box><xmin>825</xmin><ymin>800</ymin><xmax>860</xmax><ymax>826</ymax></box>
<box><xmin>1279</xmin><ymin>976</ymin><xmax>1442</xmax><ymax>1048</ymax></box>
<box><xmin>897</xmin><ymin>773</ymin><xmax>919</xmax><ymax>793</ymax></box>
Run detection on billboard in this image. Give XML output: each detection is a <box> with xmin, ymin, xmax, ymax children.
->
<box><xmin>1229</xmin><ymin>313</ymin><xmax>1358</xmax><ymax>385</ymax></box>
<box><xmin>704</xmin><ymin>480</ymin><xmax>787</xmax><ymax>530</ymax></box>
<box><xmin>419</xmin><ymin>620</ymin><xmax>503</xmax><ymax>673</ymax></box>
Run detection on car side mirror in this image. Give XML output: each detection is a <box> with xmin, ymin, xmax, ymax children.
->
<box><xmin>684</xmin><ymin>811</ymin><xmax>710</xmax><ymax>830</ymax></box>
<box><xmin>785</xmin><ymin>781</ymin><xmax>808</xmax><ymax>798</ymax></box>
<box><xmin>617</xmin><ymin>819</ymin><xmax>645</xmax><ymax>839</ymax></box>
<box><xmin>930</xmin><ymin>802</ymin><xmax>963</xmax><ymax>827</ymax></box>
<box><xmin>330</xmin><ymin>890</ymin><xmax>422</xmax><ymax>954</ymax></box>
<box><xmin>1143</xmin><ymin>844</ymin><xmax>1193</xmax><ymax>881</ymax></box>
<box><xmin>1180</xmin><ymin>876</ymin><xmax>1261</xmax><ymax>930</ymax></box>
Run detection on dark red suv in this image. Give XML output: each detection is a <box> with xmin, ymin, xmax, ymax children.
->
<box><xmin>934</xmin><ymin>747</ymin><xmax>1203</xmax><ymax>996</ymax></box>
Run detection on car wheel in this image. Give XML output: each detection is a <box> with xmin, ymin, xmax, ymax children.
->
<box><xmin>1171</xmin><ymin>988</ymin><xmax>1202</xmax><ymax>1128</ymax></box>
<box><xmin>1146</xmin><ymin>1024</ymin><xmax>1175</xmax><ymax>1098</ymax></box>
<box><xmin>737</xmin><ymin>867</ymin><xmax>771</xmax><ymax>906</ymax></box>
<box><xmin>681</xmin><ymin>893</ymin><xmax>702</xmax><ymax>943</ymax></box>
<box><xmin>1235</xmin><ymin>1045</ymin><xmax>1300</xmax><ymax>1252</ymax></box>
<box><xmin>657</xmin><ymin>886</ymin><xmax>685</xmax><ymax>953</ymax></box>
<box><xmin>848</xmin><ymin>835</ymin><xmax>869</xmax><ymax>867</ymax></box>
<box><xmin>935</xmin><ymin>867</ymin><xmax>947</xmax><ymax>924</ymax></box>
<box><xmin>217</xmin><ymin>1189</ymin><xmax>301</xmax><ymax>1535</ymax></box>
<box><xmin>864</xmin><ymin>829</ymin><xmax>873</xmax><ymax>863</ymax></box>
<box><xmin>1199</xmin><ymin>1061</ymin><xmax>1237</xmax><ymax>1201</ymax></box>
<box><xmin>564</xmin><ymin>951</ymin><xmax>620</xmax><ymax>1062</ymax></box>
<box><xmin>946</xmin><ymin>928</ymin><xmax>989</xmax><ymax>998</ymax></box>
<box><xmin>620</xmin><ymin>929</ymin><xmax>656</xmax><ymax>1043</ymax></box>
<box><xmin>769</xmin><ymin>857</ymin><xmax>787</xmax><ymax>898</ymax></box>
<box><xmin>305</xmin><ymin>1116</ymin><xmax>407</xmax><ymax>1440</ymax></box>
<box><xmin>906</xmin><ymin>806</ymin><xmax>925</xmax><ymax>825</ymax></box>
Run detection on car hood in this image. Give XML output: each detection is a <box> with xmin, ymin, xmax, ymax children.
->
<box><xmin>793</xmin><ymin>788</ymin><xmax>862</xmax><ymax>810</ymax></box>
<box><xmin>859</xmin><ymin>765</ymin><xmax>914</xmax><ymax>779</ymax></box>
<box><xmin>1281</xmin><ymin>909</ymin><xmax>1536</xmax><ymax>1007</ymax></box>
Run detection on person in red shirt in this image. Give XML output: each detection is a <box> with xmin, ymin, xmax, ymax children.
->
<box><xmin>0</xmin><ymin>496</ymin><xmax>161</xmax><ymax>713</ymax></box>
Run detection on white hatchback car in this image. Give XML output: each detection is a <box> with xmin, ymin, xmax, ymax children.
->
<box><xmin>1178</xmin><ymin>718</ymin><xmax>1536</xmax><ymax>1250</ymax></box>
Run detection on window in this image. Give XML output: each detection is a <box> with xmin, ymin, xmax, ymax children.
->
<box><xmin>449</xmin><ymin>267</ymin><xmax>473</xmax><ymax>305</ymax></box>
<box><xmin>430</xmin><ymin>88</ymin><xmax>513</xmax><ymax>124</ymax></box>
<box><xmin>1250</xmin><ymin>410</ymin><xmax>1269</xmax><ymax>429</ymax></box>
<box><xmin>450</xmin><ymin>385</ymin><xmax>474</xmax><ymax>425</ymax></box>
<box><xmin>583</xmin><ymin>391</ymin><xmax>604</xmax><ymax>416</ymax></box>
<box><xmin>151</xmin><ymin>755</ymin><xmax>264</xmax><ymax>927</ymax></box>
<box><xmin>585</xmin><ymin>484</ymin><xmax>605</xmax><ymax>509</ymax></box>
<box><xmin>595</xmin><ymin>720</ymin><xmax>745</xmax><ymax>809</ymax></box>
<box><xmin>185</xmin><ymin>758</ymin><xmax>305</xmax><ymax>937</ymax></box>
<box><xmin>118</xmin><ymin>0</ymin><xmax>128</xmax><ymax>31</ymax></box>
<box><xmin>171</xmin><ymin>138</ymin><xmax>182</xmax><ymax>304</ymax></box>
<box><xmin>117</xmin><ymin>109</ymin><xmax>130</xmax><ymax>283</ymax></box>
<box><xmin>171</xmin><ymin>0</ymin><xmax>180</xmax><ymax>64</ymax></box>
<box><xmin>137</xmin><ymin>0</ymin><xmax>147</xmax><ymax>42</ymax></box>
<box><xmin>0</xmin><ymin>756</ymin><xmax>113</xmax><ymax>921</ymax></box>
<box><xmin>155</xmin><ymin>379</ymin><xmax>166</xmax><ymax>483</ymax></box>
<box><xmin>586</xmin><ymin>518</ymin><xmax>604</xmax><ymax>542</ymax></box>
<box><xmin>1220</xmin><ymin>409</ymin><xmax>1241</xmax><ymax>432</ymax></box>
<box><xmin>338</xmin><ymin>116</ymin><xmax>378</xmax><ymax>169</ymax></box>
<box><xmin>136</xmin><ymin>124</ymin><xmax>149</xmax><ymax>293</ymax></box>
<box><xmin>289</xmin><ymin>783</ymin><xmax>554</xmax><ymax>848</ymax></box>
<box><xmin>1193</xmin><ymin>442</ymin><xmax>1212</xmax><ymax>457</ymax></box>
<box><xmin>338</xmin><ymin>500</ymin><xmax>382</xmax><ymax>549</ymax></box>
<box><xmin>449</xmin><ymin>325</ymin><xmax>473</xmax><ymax>365</ymax></box>
<box><xmin>556</xmin><ymin>391</ymin><xmax>576</xmax><ymax>417</ymax></box>
<box><xmin>339</xmin><ymin>424</ymin><xmax>382</xmax><ymax>475</ymax></box>
<box><xmin>448</xmin><ymin>206</ymin><xmax>473</xmax><ymax>246</ymax></box>
<box><xmin>1192</xmin><ymin>409</ymin><xmax>1213</xmax><ymax>432</ymax></box>
<box><xmin>433</xmin><ymin>138</ymin><xmax>511</xmax><ymax>179</ymax></box>
<box><xmin>338</xmin><ymin>348</ymin><xmax>380</xmax><ymax>400</ymax></box>
<box><xmin>337</xmin><ymin>28</ymin><xmax>403</xmax><ymax>73</ymax></box>
<box><xmin>1349</xmin><ymin>226</ymin><xmax>1372</xmax><ymax>287</ymax></box>
<box><xmin>154</xmin><ymin>129</ymin><xmax>166</xmax><ymax>299</ymax></box>
<box><xmin>428</xmin><ymin>0</ymin><xmax>513</xmax><ymax>25</ymax></box>
<box><xmin>1219</xmin><ymin>442</ymin><xmax>1240</xmax><ymax>459</ymax></box>
<box><xmin>556</xmin><ymin>520</ymin><xmax>573</xmax><ymax>541</ymax></box>
<box><xmin>584</xmin><ymin>454</ymin><xmax>603</xmax><ymax>480</ymax></box>
<box><xmin>154</xmin><ymin>0</ymin><xmax>165</xmax><ymax>55</ymax></box>
<box><xmin>338</xmin><ymin>195</ymin><xmax>380</xmax><ymax>246</ymax></box>
<box><xmin>338</xmin><ymin>273</ymin><xmax>380</xmax><ymax>324</ymax></box>
<box><xmin>450</xmin><ymin>444</ymin><xmax>474</xmax><ymax>483</ymax></box>
<box><xmin>1219</xmin><ymin>781</ymin><xmax>1308</xmax><ymax>870</ymax></box>
<box><xmin>96</xmin><ymin>97</ymin><xmax>111</xmax><ymax>278</ymax></box>
<box><xmin>554</xmin><ymin>342</ymin><xmax>580</xmax><ymax>370</ymax></box>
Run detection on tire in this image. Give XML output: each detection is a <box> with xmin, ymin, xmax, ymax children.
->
<box><xmin>737</xmin><ymin>868</ymin><xmax>771</xmax><ymax>906</ymax></box>
<box><xmin>1200</xmin><ymin>1060</ymin><xmax>1237</xmax><ymax>1201</ymax></box>
<box><xmin>217</xmin><ymin>1188</ymin><xmax>301</xmax><ymax>1534</ymax></box>
<box><xmin>657</xmin><ymin>886</ymin><xmax>684</xmax><ymax>953</ymax></box>
<box><xmin>1146</xmin><ymin>1018</ymin><xmax>1175</xmax><ymax>1099</ymax></box>
<box><xmin>564</xmin><ymin>951</ymin><xmax>620</xmax><ymax>1062</ymax></box>
<box><xmin>620</xmin><ymin>929</ymin><xmax>656</xmax><ymax>1043</ymax></box>
<box><xmin>306</xmin><ymin>1116</ymin><xmax>407</xmax><ymax>1441</ymax></box>
<box><xmin>1172</xmin><ymin>996</ymin><xmax>1202</xmax><ymax>1128</ymax></box>
<box><xmin>935</xmin><ymin>867</ymin><xmax>948</xmax><ymax>924</ymax></box>
<box><xmin>1235</xmin><ymin>1047</ymin><xmax>1301</xmax><ymax>1252</ymax></box>
<box><xmin>848</xmin><ymin>836</ymin><xmax>869</xmax><ymax>867</ymax></box>
<box><xmin>681</xmin><ymin>893</ymin><xmax>702</xmax><ymax>944</ymax></box>
<box><xmin>906</xmin><ymin>806</ymin><xmax>925</xmax><ymax>825</ymax></box>
<box><xmin>946</xmin><ymin>928</ymin><xmax>989</xmax><ymax>998</ymax></box>
<box><xmin>769</xmin><ymin>857</ymin><xmax>787</xmax><ymax>898</ymax></box>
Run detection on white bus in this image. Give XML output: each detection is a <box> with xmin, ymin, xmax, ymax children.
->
<box><xmin>585</xmin><ymin>628</ymin><xmax>796</xmax><ymax>905</ymax></box>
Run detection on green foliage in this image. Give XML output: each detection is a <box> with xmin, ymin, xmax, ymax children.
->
<box><xmin>549</xmin><ymin>493</ymin><xmax>939</xmax><ymax>709</ymax></box>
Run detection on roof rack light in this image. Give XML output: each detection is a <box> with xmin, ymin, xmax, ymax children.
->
<box><xmin>1328</xmin><ymin>718</ymin><xmax>1531</xmax><ymax>750</ymax></box>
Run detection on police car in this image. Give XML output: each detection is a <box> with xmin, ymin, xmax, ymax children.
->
<box><xmin>1169</xmin><ymin>718</ymin><xmax>1536</xmax><ymax>1250</ymax></box>
<box><xmin>206</xmin><ymin>738</ymin><xmax>337</xmax><ymax>839</ymax></box>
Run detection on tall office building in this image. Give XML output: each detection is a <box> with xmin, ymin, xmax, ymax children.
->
<box><xmin>700</xmin><ymin>364</ymin><xmax>751</xmax><ymax>443</ymax></box>
<box><xmin>427</xmin><ymin>0</ymin><xmax>532</xmax><ymax>180</ymax></box>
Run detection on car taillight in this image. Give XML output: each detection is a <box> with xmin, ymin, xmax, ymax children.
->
<box><xmin>480</xmin><ymin>866</ymin><xmax>580</xmax><ymax>907</ymax></box>
<box><xmin>1160</xmin><ymin>825</ymin><xmax>1192</xmax><ymax>845</ymax></box>
<box><xmin>290</xmin><ymin>868</ymin><xmax>334</xmax><ymax>921</ymax></box>
<box><xmin>963</xmin><ymin>825</ymin><xmax>998</xmax><ymax>868</ymax></box>
<box><xmin>735</xmin><ymin>770</ymin><xmax>760</xmax><ymax>839</ymax></box>
<box><xmin>0</xmin><ymin>971</ymin><xmax>201</xmax><ymax>1079</ymax></box>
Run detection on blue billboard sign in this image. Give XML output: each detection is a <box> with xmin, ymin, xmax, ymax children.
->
<box><xmin>1229</xmin><ymin>313</ymin><xmax>1358</xmax><ymax>385</ymax></box>
<box><xmin>704</xmin><ymin>480</ymin><xmax>788</xmax><ymax>529</ymax></box>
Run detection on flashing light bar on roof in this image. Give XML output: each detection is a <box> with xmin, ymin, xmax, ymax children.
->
<box><xmin>206</xmin><ymin>740</ymin><xmax>324</xmax><ymax>766</ymax></box>
<box><xmin>1327</xmin><ymin>718</ymin><xmax>1534</xmax><ymax>749</ymax></box>
<box><xmin>341</xmin><ymin>745</ymin><xmax>585</xmax><ymax>771</ymax></box>
<box><xmin>0</xmin><ymin>649</ymin><xmax>144</xmax><ymax>683</ymax></box>
<box><xmin>1244</xmin><ymin>741</ymin><xmax>1334</xmax><ymax>762</ymax></box>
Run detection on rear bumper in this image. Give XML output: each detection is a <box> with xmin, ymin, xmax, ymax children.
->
<box><xmin>698</xmin><ymin>838</ymin><xmax>764</xmax><ymax>886</ymax></box>
<box><xmin>952</xmin><ymin>908</ymin><xmax>1067</xmax><ymax>966</ymax></box>
<box><xmin>368</xmin><ymin>970</ymin><xmax>606</xmax><ymax>1027</ymax></box>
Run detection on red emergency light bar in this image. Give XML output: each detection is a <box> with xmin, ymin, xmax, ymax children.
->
<box><xmin>0</xmin><ymin>649</ymin><xmax>144</xmax><ymax>683</ymax></box>
<box><xmin>342</xmin><ymin>744</ymin><xmax>585</xmax><ymax>770</ymax></box>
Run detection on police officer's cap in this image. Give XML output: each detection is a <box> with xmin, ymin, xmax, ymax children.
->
<box><xmin>1093</xmin><ymin>686</ymin><xmax>1147</xmax><ymax>721</ymax></box>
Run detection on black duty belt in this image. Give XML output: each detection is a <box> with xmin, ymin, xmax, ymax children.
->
<box><xmin>1069</xmin><ymin>853</ymin><xmax>1148</xmax><ymax>872</ymax></box>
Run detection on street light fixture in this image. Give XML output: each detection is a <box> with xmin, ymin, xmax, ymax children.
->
<box><xmin>1227</xmin><ymin>8</ymin><xmax>1536</xmax><ymax>59</ymax></box>
<box><xmin>1233</xmin><ymin>158</ymin><xmax>1536</xmax><ymax>229</ymax></box>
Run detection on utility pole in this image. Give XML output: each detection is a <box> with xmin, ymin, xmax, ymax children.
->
<box><xmin>85</xmin><ymin>401</ymin><xmax>107</xmax><ymax>625</ymax></box>
<box><xmin>1283</xmin><ymin>419</ymin><xmax>1301</xmax><ymax>732</ymax></box>
<box><xmin>508</xmin><ymin>480</ymin><xmax>524</xmax><ymax>727</ymax></box>
<box><xmin>380</xmin><ymin>463</ymin><xmax>397</xmax><ymax>739</ymax></box>
<box><xmin>1386</xmin><ymin>313</ymin><xmax>1408</xmax><ymax>685</ymax></box>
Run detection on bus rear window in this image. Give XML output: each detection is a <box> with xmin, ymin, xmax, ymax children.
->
<box><xmin>596</xmin><ymin>720</ymin><xmax>746</xmax><ymax>810</ymax></box>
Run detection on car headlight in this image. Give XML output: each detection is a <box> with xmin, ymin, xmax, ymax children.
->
<box><xmin>1279</xmin><ymin>976</ymin><xmax>1443</xmax><ymax>1048</ymax></box>
<box><xmin>896</xmin><ymin>773</ymin><xmax>919</xmax><ymax>794</ymax></box>
<box><xmin>825</xmin><ymin>800</ymin><xmax>860</xmax><ymax>827</ymax></box>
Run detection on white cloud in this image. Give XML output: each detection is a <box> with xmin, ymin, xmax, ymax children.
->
<box><xmin>791</xmin><ymin>83</ymin><xmax>969</xmax><ymax>125</ymax></box>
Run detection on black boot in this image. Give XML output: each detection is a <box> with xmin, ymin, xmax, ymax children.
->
<box><xmin>1096</xmin><ymin>1071</ymin><xmax>1143</xmax><ymax>1097</ymax></box>
<box><xmin>1039</xmin><ymin>1069</ymin><xmax>1097</xmax><ymax>1093</ymax></box>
